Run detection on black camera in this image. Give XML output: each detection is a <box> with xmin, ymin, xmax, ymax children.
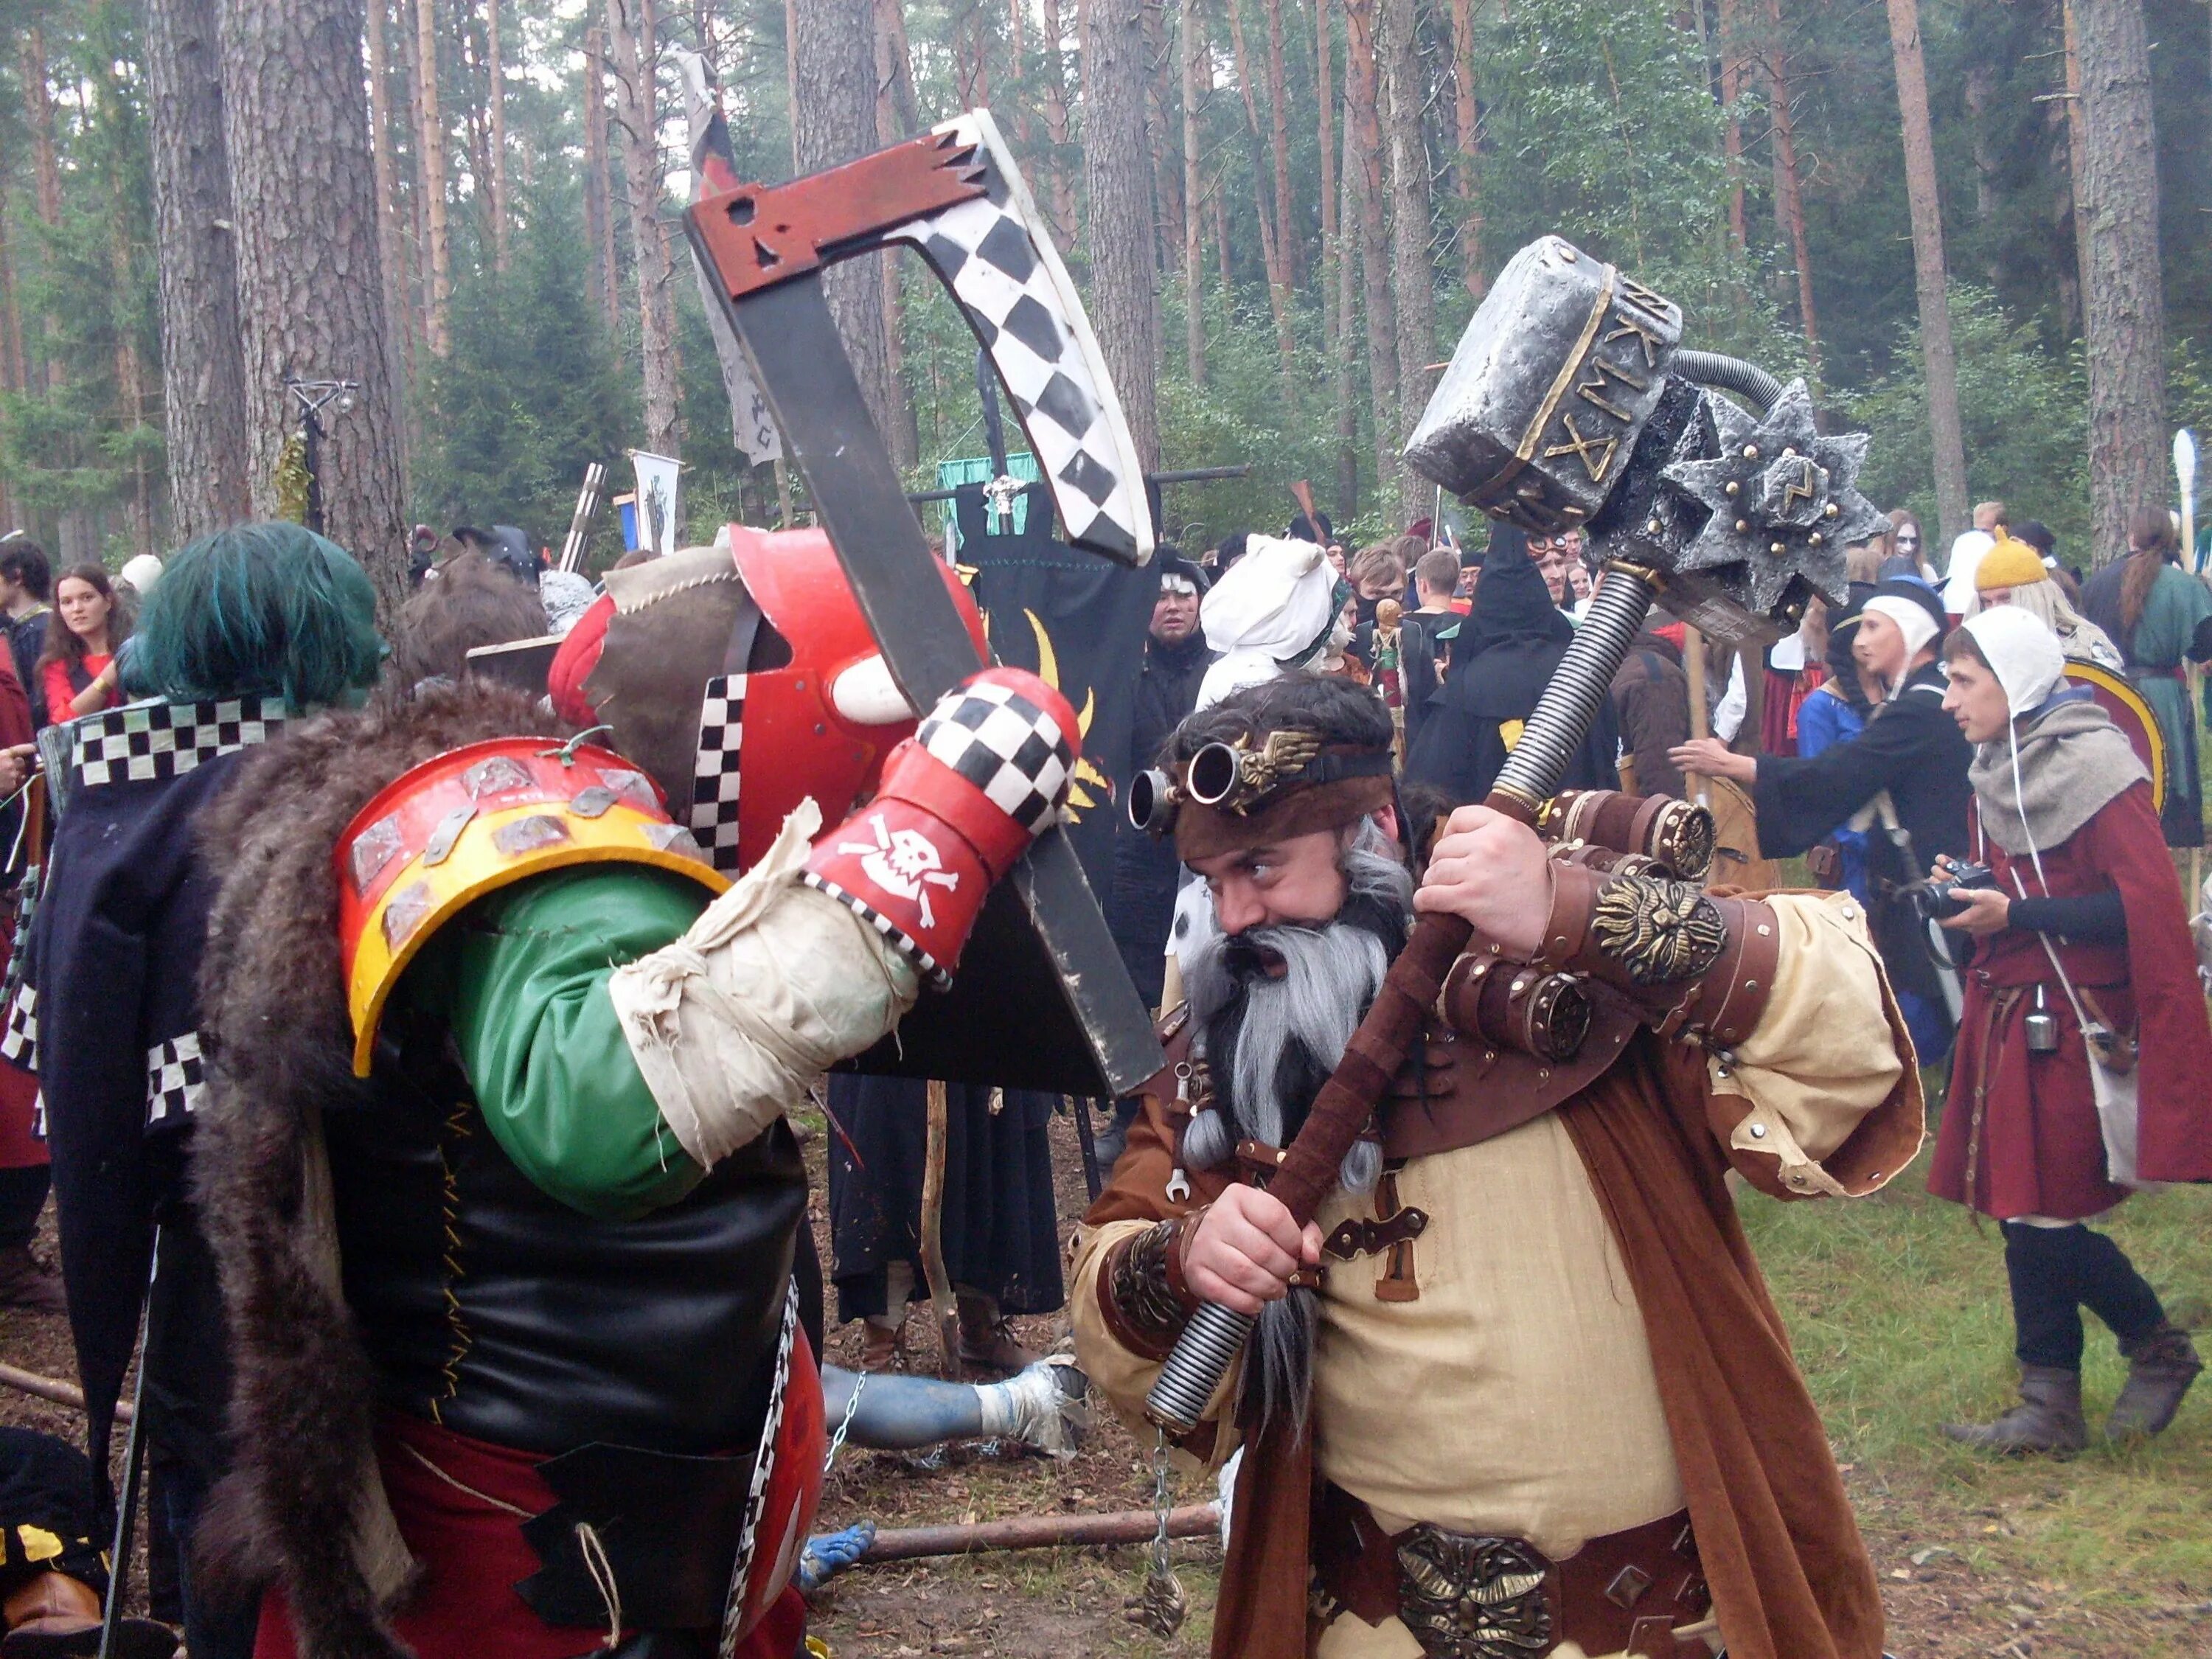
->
<box><xmin>1912</xmin><ymin>861</ymin><xmax>1996</xmax><ymax>921</ymax></box>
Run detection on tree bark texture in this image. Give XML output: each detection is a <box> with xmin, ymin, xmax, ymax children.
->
<box><xmin>1265</xmin><ymin>0</ymin><xmax>1298</xmax><ymax>286</ymax></box>
<box><xmin>789</xmin><ymin>0</ymin><xmax>911</xmax><ymax>468</ymax></box>
<box><xmin>219</xmin><ymin>0</ymin><xmax>410</xmax><ymax>607</ymax></box>
<box><xmin>872</xmin><ymin>0</ymin><xmax>919</xmax><ymax>469</ymax></box>
<box><xmin>1180</xmin><ymin>0</ymin><xmax>1207</xmax><ymax>385</ymax></box>
<box><xmin>1343</xmin><ymin>0</ymin><xmax>1400</xmax><ymax>502</ymax></box>
<box><xmin>1082</xmin><ymin>0</ymin><xmax>1163</xmax><ymax>471</ymax></box>
<box><xmin>1717</xmin><ymin>0</ymin><xmax>1747</xmax><ymax>250</ymax></box>
<box><xmin>2073</xmin><ymin>0</ymin><xmax>2167</xmax><ymax>563</ymax></box>
<box><xmin>2056</xmin><ymin>0</ymin><xmax>2091</xmax><ymax>335</ymax></box>
<box><xmin>607</xmin><ymin>0</ymin><xmax>679</xmax><ymax>457</ymax></box>
<box><xmin>1883</xmin><ymin>0</ymin><xmax>1969</xmax><ymax>546</ymax></box>
<box><xmin>412</xmin><ymin>0</ymin><xmax>452</xmax><ymax>355</ymax></box>
<box><xmin>20</xmin><ymin>31</ymin><xmax>63</xmax><ymax>395</ymax></box>
<box><xmin>145</xmin><ymin>0</ymin><xmax>253</xmax><ymax>540</ymax></box>
<box><xmin>1333</xmin><ymin>108</ymin><xmax>1360</xmax><ymax>525</ymax></box>
<box><xmin>1317</xmin><ymin>0</ymin><xmax>1338</xmax><ymax>337</ymax></box>
<box><xmin>1222</xmin><ymin>0</ymin><xmax>1298</xmax><ymax>384</ymax></box>
<box><xmin>1761</xmin><ymin>0</ymin><xmax>1820</xmax><ymax>384</ymax></box>
<box><xmin>364</xmin><ymin>0</ymin><xmax>414</xmax><ymax>406</ymax></box>
<box><xmin>582</xmin><ymin>25</ymin><xmax>620</xmax><ymax>336</ymax></box>
<box><xmin>1447</xmin><ymin>0</ymin><xmax>1485</xmax><ymax>296</ymax></box>
<box><xmin>1039</xmin><ymin>0</ymin><xmax>1079</xmax><ymax>250</ymax></box>
<box><xmin>487</xmin><ymin>0</ymin><xmax>509</xmax><ymax>272</ymax></box>
<box><xmin>1380</xmin><ymin>0</ymin><xmax>1436</xmax><ymax>496</ymax></box>
<box><xmin>1145</xmin><ymin>0</ymin><xmax>1183</xmax><ymax>276</ymax></box>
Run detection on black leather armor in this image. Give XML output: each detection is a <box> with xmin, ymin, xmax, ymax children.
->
<box><xmin>326</xmin><ymin>1015</ymin><xmax>804</xmax><ymax>1458</ymax></box>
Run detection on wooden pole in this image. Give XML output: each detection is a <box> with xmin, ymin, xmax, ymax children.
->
<box><xmin>860</xmin><ymin>1503</ymin><xmax>1220</xmax><ymax>1563</ymax></box>
<box><xmin>920</xmin><ymin>1079</ymin><xmax>959</xmax><ymax>1377</ymax></box>
<box><xmin>0</xmin><ymin>1360</ymin><xmax>133</xmax><ymax>1423</ymax></box>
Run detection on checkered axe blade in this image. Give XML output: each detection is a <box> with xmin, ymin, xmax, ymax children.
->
<box><xmin>886</xmin><ymin>111</ymin><xmax>1154</xmax><ymax>566</ymax></box>
<box><xmin>675</xmin><ymin>51</ymin><xmax>780</xmax><ymax>467</ymax></box>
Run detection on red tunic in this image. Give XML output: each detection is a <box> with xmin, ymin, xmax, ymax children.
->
<box><xmin>1929</xmin><ymin>779</ymin><xmax>2212</xmax><ymax>1219</ymax></box>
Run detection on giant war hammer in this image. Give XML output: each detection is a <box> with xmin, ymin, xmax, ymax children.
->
<box><xmin>681</xmin><ymin>89</ymin><xmax>1161</xmax><ymax>1099</ymax></box>
<box><xmin>1146</xmin><ymin>236</ymin><xmax>1888</xmax><ymax>1431</ymax></box>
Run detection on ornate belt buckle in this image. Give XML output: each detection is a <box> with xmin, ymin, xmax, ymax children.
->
<box><xmin>1395</xmin><ymin>1524</ymin><xmax>1555</xmax><ymax>1658</ymax></box>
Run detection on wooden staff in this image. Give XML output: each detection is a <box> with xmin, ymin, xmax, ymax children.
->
<box><xmin>860</xmin><ymin>1503</ymin><xmax>1220</xmax><ymax>1564</ymax></box>
<box><xmin>920</xmin><ymin>1079</ymin><xmax>959</xmax><ymax>1378</ymax></box>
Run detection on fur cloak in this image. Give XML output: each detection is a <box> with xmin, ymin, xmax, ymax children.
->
<box><xmin>191</xmin><ymin>681</ymin><xmax>568</xmax><ymax>1659</ymax></box>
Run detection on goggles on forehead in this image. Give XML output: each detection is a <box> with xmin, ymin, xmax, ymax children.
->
<box><xmin>1127</xmin><ymin>727</ymin><xmax>1393</xmax><ymax>835</ymax></box>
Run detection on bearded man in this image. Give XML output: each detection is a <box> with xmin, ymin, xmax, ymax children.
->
<box><xmin>1071</xmin><ymin>673</ymin><xmax>1923</xmax><ymax>1659</ymax></box>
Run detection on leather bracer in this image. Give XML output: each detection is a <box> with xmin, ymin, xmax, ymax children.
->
<box><xmin>1531</xmin><ymin>863</ymin><xmax>1779</xmax><ymax>1053</ymax></box>
<box><xmin>1096</xmin><ymin>1216</ymin><xmax>1201</xmax><ymax>1363</ymax></box>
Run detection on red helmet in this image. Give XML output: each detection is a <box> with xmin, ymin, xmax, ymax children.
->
<box><xmin>548</xmin><ymin>526</ymin><xmax>987</xmax><ymax>874</ymax></box>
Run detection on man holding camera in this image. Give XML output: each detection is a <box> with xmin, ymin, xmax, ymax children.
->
<box><xmin>1927</xmin><ymin>608</ymin><xmax>2212</xmax><ymax>1453</ymax></box>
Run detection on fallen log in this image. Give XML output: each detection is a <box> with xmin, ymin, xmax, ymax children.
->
<box><xmin>860</xmin><ymin>1502</ymin><xmax>1219</xmax><ymax>1563</ymax></box>
<box><xmin>0</xmin><ymin>1360</ymin><xmax>133</xmax><ymax>1423</ymax></box>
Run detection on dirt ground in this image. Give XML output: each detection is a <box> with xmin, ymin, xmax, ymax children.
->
<box><xmin>1</xmin><ymin>1105</ymin><xmax>2206</xmax><ymax>1657</ymax></box>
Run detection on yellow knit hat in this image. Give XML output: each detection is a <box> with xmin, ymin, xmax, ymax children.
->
<box><xmin>1975</xmin><ymin>530</ymin><xmax>2047</xmax><ymax>594</ymax></box>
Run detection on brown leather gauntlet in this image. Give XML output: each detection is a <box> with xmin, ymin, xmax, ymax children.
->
<box><xmin>1531</xmin><ymin>862</ymin><xmax>1779</xmax><ymax>1052</ymax></box>
<box><xmin>1097</xmin><ymin>1215</ymin><xmax>1202</xmax><ymax>1362</ymax></box>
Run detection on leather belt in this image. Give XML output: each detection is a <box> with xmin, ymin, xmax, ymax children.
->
<box><xmin>1312</xmin><ymin>1483</ymin><xmax>1712</xmax><ymax>1659</ymax></box>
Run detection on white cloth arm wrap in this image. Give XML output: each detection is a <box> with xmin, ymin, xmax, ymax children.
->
<box><xmin>608</xmin><ymin>800</ymin><xmax>920</xmax><ymax>1169</ymax></box>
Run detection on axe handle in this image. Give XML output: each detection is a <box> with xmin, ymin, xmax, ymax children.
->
<box><xmin>1147</xmin><ymin>568</ymin><xmax>1662</xmax><ymax>1433</ymax></box>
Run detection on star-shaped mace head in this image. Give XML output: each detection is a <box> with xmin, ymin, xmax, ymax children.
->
<box><xmin>1655</xmin><ymin>379</ymin><xmax>1884</xmax><ymax>622</ymax></box>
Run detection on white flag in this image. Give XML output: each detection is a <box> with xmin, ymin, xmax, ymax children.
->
<box><xmin>630</xmin><ymin>451</ymin><xmax>684</xmax><ymax>557</ymax></box>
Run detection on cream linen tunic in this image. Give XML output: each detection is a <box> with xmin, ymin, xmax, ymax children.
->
<box><xmin>1071</xmin><ymin>891</ymin><xmax>1905</xmax><ymax>1659</ymax></box>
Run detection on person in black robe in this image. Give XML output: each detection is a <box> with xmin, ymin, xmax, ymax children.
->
<box><xmin>0</xmin><ymin>525</ymin><xmax>385</xmax><ymax>1659</ymax></box>
<box><xmin>1675</xmin><ymin>577</ymin><xmax>1972</xmax><ymax>1063</ymax></box>
<box><xmin>1405</xmin><ymin>524</ymin><xmax>1618</xmax><ymax>802</ymax></box>
<box><xmin>1108</xmin><ymin>551</ymin><xmax>1216</xmax><ymax>1010</ymax></box>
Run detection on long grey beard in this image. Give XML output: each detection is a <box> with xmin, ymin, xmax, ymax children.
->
<box><xmin>1177</xmin><ymin>838</ymin><xmax>1411</xmax><ymax>1439</ymax></box>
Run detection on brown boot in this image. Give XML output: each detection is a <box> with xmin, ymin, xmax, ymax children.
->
<box><xmin>1</xmin><ymin>1571</ymin><xmax>175</xmax><ymax>1658</ymax></box>
<box><xmin>1941</xmin><ymin>1365</ymin><xmax>2088</xmax><ymax>1455</ymax></box>
<box><xmin>2108</xmin><ymin>1324</ymin><xmax>2202</xmax><ymax>1439</ymax></box>
<box><xmin>858</xmin><ymin>1316</ymin><xmax>905</xmax><ymax>1374</ymax></box>
<box><xmin>0</xmin><ymin>1245</ymin><xmax>66</xmax><ymax>1315</ymax></box>
<box><xmin>956</xmin><ymin>1293</ymin><xmax>1038</xmax><ymax>1379</ymax></box>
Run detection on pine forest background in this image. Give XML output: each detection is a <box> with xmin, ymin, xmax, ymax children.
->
<box><xmin>0</xmin><ymin>0</ymin><xmax>2208</xmax><ymax>588</ymax></box>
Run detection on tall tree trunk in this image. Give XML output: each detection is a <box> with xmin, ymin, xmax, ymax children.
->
<box><xmin>364</xmin><ymin>0</ymin><xmax>414</xmax><ymax>416</ymax></box>
<box><xmin>458</xmin><ymin>9</ymin><xmax>491</xmax><ymax>233</ymax></box>
<box><xmin>392</xmin><ymin>10</ymin><xmax>432</xmax><ymax>361</ymax></box>
<box><xmin>1884</xmin><ymin>0</ymin><xmax>1969</xmax><ymax>545</ymax></box>
<box><xmin>1343</xmin><ymin>0</ymin><xmax>1399</xmax><ymax>509</ymax></box>
<box><xmin>1222</xmin><ymin>0</ymin><xmax>1297</xmax><ymax>383</ymax></box>
<box><xmin>1265</xmin><ymin>0</ymin><xmax>1298</xmax><ymax>285</ymax></box>
<box><xmin>1962</xmin><ymin>58</ymin><xmax>1997</xmax><ymax>219</ymax></box>
<box><xmin>607</xmin><ymin>0</ymin><xmax>679</xmax><ymax>456</ymax></box>
<box><xmin>789</xmin><ymin>0</ymin><xmax>910</xmax><ymax>465</ymax></box>
<box><xmin>20</xmin><ymin>31</ymin><xmax>64</xmax><ymax>394</ymax></box>
<box><xmin>145</xmin><ymin>0</ymin><xmax>253</xmax><ymax>540</ymax></box>
<box><xmin>1447</xmin><ymin>0</ymin><xmax>1485</xmax><ymax>296</ymax></box>
<box><xmin>1083</xmin><ymin>0</ymin><xmax>1164</xmax><ymax>470</ymax></box>
<box><xmin>2073</xmin><ymin>0</ymin><xmax>2167</xmax><ymax>563</ymax></box>
<box><xmin>582</xmin><ymin>25</ymin><xmax>620</xmax><ymax>336</ymax></box>
<box><xmin>1717</xmin><ymin>0</ymin><xmax>1748</xmax><ymax>250</ymax></box>
<box><xmin>1762</xmin><ymin>0</ymin><xmax>1821</xmax><ymax>383</ymax></box>
<box><xmin>1180</xmin><ymin>0</ymin><xmax>1207</xmax><ymax>385</ymax></box>
<box><xmin>873</xmin><ymin>0</ymin><xmax>919</xmax><ymax>470</ymax></box>
<box><xmin>220</xmin><ymin>0</ymin><xmax>410</xmax><ymax>606</ymax></box>
<box><xmin>487</xmin><ymin>0</ymin><xmax>509</xmax><ymax>272</ymax></box>
<box><xmin>413</xmin><ymin>0</ymin><xmax>452</xmax><ymax>355</ymax></box>
<box><xmin>1378</xmin><ymin>0</ymin><xmax>1434</xmax><ymax>505</ymax></box>
<box><xmin>2056</xmin><ymin>0</ymin><xmax>2092</xmax><ymax>334</ymax></box>
<box><xmin>1145</xmin><ymin>0</ymin><xmax>1183</xmax><ymax>277</ymax></box>
<box><xmin>1039</xmin><ymin>0</ymin><xmax>1079</xmax><ymax>249</ymax></box>
<box><xmin>1334</xmin><ymin>107</ymin><xmax>1360</xmax><ymax>524</ymax></box>
<box><xmin>97</xmin><ymin>60</ymin><xmax>156</xmax><ymax>557</ymax></box>
<box><xmin>1317</xmin><ymin>0</ymin><xmax>1339</xmax><ymax>342</ymax></box>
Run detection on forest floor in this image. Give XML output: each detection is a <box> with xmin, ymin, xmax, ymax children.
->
<box><xmin>0</xmin><ymin>1087</ymin><xmax>2207</xmax><ymax>1658</ymax></box>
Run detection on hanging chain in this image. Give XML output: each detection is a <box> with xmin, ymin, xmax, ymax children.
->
<box><xmin>1124</xmin><ymin>1427</ymin><xmax>1189</xmax><ymax>1638</ymax></box>
<box><xmin>822</xmin><ymin>1372</ymin><xmax>866</xmax><ymax>1475</ymax></box>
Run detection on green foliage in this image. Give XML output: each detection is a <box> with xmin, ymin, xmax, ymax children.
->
<box><xmin>1850</xmin><ymin>286</ymin><xmax>2094</xmax><ymax>554</ymax></box>
<box><xmin>410</xmin><ymin>182</ymin><xmax>633</xmax><ymax>559</ymax></box>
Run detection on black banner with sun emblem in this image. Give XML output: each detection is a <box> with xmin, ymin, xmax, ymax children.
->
<box><xmin>953</xmin><ymin>484</ymin><xmax>1160</xmax><ymax>894</ymax></box>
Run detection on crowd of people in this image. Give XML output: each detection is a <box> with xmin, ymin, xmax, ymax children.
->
<box><xmin>0</xmin><ymin>481</ymin><xmax>2199</xmax><ymax>1659</ymax></box>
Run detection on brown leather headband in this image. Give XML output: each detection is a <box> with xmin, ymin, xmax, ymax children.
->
<box><xmin>1172</xmin><ymin>773</ymin><xmax>1396</xmax><ymax>860</ymax></box>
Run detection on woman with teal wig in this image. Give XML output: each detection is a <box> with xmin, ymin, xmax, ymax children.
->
<box><xmin>3</xmin><ymin>521</ymin><xmax>383</xmax><ymax>1659</ymax></box>
<box><xmin>128</xmin><ymin>521</ymin><xmax>386</xmax><ymax>710</ymax></box>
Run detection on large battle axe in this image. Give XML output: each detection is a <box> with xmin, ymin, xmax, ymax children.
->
<box><xmin>681</xmin><ymin>86</ymin><xmax>1161</xmax><ymax>1100</ymax></box>
<box><xmin>1147</xmin><ymin>235</ymin><xmax>1888</xmax><ymax>1431</ymax></box>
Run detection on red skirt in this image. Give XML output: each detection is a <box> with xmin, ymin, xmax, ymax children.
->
<box><xmin>254</xmin><ymin>1340</ymin><xmax>825</xmax><ymax>1659</ymax></box>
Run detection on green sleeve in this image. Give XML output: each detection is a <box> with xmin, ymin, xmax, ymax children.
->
<box><xmin>411</xmin><ymin>864</ymin><xmax>715</xmax><ymax>1222</ymax></box>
